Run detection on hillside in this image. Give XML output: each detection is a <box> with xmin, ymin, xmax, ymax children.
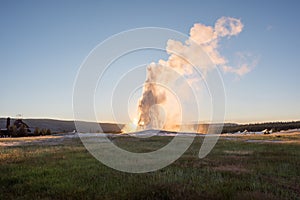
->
<box><xmin>1</xmin><ymin>118</ymin><xmax>300</xmax><ymax>134</ymax></box>
<box><xmin>0</xmin><ymin>118</ymin><xmax>124</xmax><ymax>133</ymax></box>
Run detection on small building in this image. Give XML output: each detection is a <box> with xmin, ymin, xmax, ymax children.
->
<box><xmin>13</xmin><ymin>119</ymin><xmax>30</xmax><ymax>130</ymax></box>
<box><xmin>0</xmin><ymin>118</ymin><xmax>31</xmax><ymax>137</ymax></box>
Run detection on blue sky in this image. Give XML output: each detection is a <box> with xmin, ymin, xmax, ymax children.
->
<box><xmin>0</xmin><ymin>0</ymin><xmax>300</xmax><ymax>123</ymax></box>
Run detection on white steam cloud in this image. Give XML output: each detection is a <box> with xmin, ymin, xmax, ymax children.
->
<box><xmin>133</xmin><ymin>17</ymin><xmax>255</xmax><ymax>131</ymax></box>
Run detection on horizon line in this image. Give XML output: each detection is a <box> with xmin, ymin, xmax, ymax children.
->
<box><xmin>0</xmin><ymin>116</ymin><xmax>299</xmax><ymax>125</ymax></box>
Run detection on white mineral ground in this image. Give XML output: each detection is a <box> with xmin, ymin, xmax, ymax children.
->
<box><xmin>0</xmin><ymin>130</ymin><xmax>300</xmax><ymax>147</ymax></box>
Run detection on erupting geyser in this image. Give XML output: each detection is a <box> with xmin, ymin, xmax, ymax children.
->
<box><xmin>137</xmin><ymin>65</ymin><xmax>166</xmax><ymax>129</ymax></box>
<box><xmin>123</xmin><ymin>16</ymin><xmax>252</xmax><ymax>133</ymax></box>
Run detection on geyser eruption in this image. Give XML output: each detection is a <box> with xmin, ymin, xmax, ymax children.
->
<box><xmin>127</xmin><ymin>16</ymin><xmax>252</xmax><ymax>132</ymax></box>
<box><xmin>137</xmin><ymin>63</ymin><xmax>177</xmax><ymax>130</ymax></box>
<box><xmin>138</xmin><ymin>81</ymin><xmax>166</xmax><ymax>129</ymax></box>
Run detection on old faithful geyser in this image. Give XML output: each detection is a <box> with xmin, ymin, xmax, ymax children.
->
<box><xmin>125</xmin><ymin>16</ymin><xmax>252</xmax><ymax>132</ymax></box>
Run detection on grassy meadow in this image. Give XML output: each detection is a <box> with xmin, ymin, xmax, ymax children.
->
<box><xmin>0</xmin><ymin>134</ymin><xmax>300</xmax><ymax>199</ymax></box>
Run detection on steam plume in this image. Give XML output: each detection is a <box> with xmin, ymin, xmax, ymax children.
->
<box><xmin>136</xmin><ymin>17</ymin><xmax>253</xmax><ymax>131</ymax></box>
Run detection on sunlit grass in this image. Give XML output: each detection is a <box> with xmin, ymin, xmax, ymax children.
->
<box><xmin>0</xmin><ymin>136</ymin><xmax>299</xmax><ymax>199</ymax></box>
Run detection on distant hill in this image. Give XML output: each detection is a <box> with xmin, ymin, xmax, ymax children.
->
<box><xmin>0</xmin><ymin>118</ymin><xmax>125</xmax><ymax>133</ymax></box>
<box><xmin>1</xmin><ymin>118</ymin><xmax>299</xmax><ymax>134</ymax></box>
<box><xmin>0</xmin><ymin>118</ymin><xmax>234</xmax><ymax>134</ymax></box>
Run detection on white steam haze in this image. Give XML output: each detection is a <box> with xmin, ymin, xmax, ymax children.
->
<box><xmin>126</xmin><ymin>17</ymin><xmax>256</xmax><ymax>132</ymax></box>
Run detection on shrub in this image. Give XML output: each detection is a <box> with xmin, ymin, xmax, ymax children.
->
<box><xmin>40</xmin><ymin>129</ymin><xmax>47</xmax><ymax>136</ymax></box>
<box><xmin>46</xmin><ymin>129</ymin><xmax>51</xmax><ymax>135</ymax></box>
<box><xmin>34</xmin><ymin>128</ymin><xmax>40</xmax><ymax>136</ymax></box>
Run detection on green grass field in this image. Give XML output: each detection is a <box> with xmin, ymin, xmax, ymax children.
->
<box><xmin>0</xmin><ymin>134</ymin><xmax>300</xmax><ymax>199</ymax></box>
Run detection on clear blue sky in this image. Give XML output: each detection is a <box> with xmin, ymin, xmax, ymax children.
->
<box><xmin>1</xmin><ymin>0</ymin><xmax>300</xmax><ymax>123</ymax></box>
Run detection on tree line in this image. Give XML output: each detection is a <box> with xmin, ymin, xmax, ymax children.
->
<box><xmin>2</xmin><ymin>125</ymin><xmax>51</xmax><ymax>137</ymax></box>
<box><xmin>222</xmin><ymin>121</ymin><xmax>300</xmax><ymax>133</ymax></box>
